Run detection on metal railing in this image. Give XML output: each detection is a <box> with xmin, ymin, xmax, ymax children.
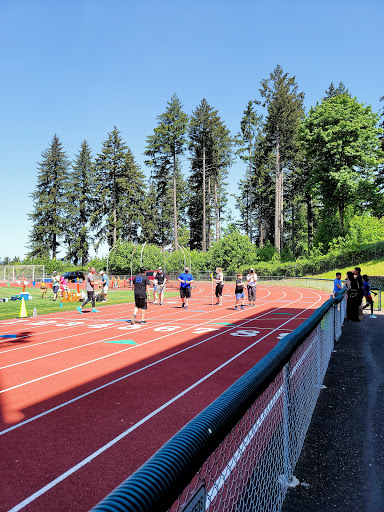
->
<box><xmin>92</xmin><ymin>290</ymin><xmax>347</xmax><ymax>512</ymax></box>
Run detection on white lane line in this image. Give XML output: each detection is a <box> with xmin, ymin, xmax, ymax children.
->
<box><xmin>0</xmin><ymin>290</ymin><xmax>276</xmax><ymax>367</ymax></box>
<box><xmin>0</xmin><ymin>288</ymin><xmax>304</xmax><ymax>431</ymax></box>
<box><xmin>0</xmin><ymin>289</ymin><xmax>289</xmax><ymax>391</ymax></box>
<box><xmin>8</xmin><ymin>292</ymin><xmax>323</xmax><ymax>512</ymax></box>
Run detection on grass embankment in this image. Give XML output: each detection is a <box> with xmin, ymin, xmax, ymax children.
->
<box><xmin>0</xmin><ymin>286</ymin><xmax>179</xmax><ymax>321</ymax></box>
<box><xmin>309</xmin><ymin>260</ymin><xmax>384</xmax><ymax>279</ymax></box>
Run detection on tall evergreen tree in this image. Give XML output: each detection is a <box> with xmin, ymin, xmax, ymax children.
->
<box><xmin>28</xmin><ymin>134</ymin><xmax>70</xmax><ymax>258</ymax></box>
<box><xmin>144</xmin><ymin>94</ymin><xmax>189</xmax><ymax>249</ymax></box>
<box><xmin>235</xmin><ymin>100</ymin><xmax>263</xmax><ymax>242</ymax></box>
<box><xmin>189</xmin><ymin>99</ymin><xmax>232</xmax><ymax>251</ymax></box>
<box><xmin>93</xmin><ymin>127</ymin><xmax>146</xmax><ymax>248</ymax></box>
<box><xmin>259</xmin><ymin>65</ymin><xmax>305</xmax><ymax>252</ymax></box>
<box><xmin>65</xmin><ymin>140</ymin><xmax>94</xmax><ymax>265</ymax></box>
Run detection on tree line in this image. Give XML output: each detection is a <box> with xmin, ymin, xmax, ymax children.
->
<box><xmin>27</xmin><ymin>65</ymin><xmax>384</xmax><ymax>265</ymax></box>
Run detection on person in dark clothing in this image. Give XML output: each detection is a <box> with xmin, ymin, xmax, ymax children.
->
<box><xmin>346</xmin><ymin>271</ymin><xmax>360</xmax><ymax>322</ymax></box>
<box><xmin>362</xmin><ymin>274</ymin><xmax>377</xmax><ymax>318</ymax></box>
<box><xmin>353</xmin><ymin>267</ymin><xmax>364</xmax><ymax>320</ymax></box>
<box><xmin>131</xmin><ymin>267</ymin><xmax>151</xmax><ymax>325</ymax></box>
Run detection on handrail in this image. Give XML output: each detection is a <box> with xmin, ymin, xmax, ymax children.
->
<box><xmin>92</xmin><ymin>289</ymin><xmax>347</xmax><ymax>512</ymax></box>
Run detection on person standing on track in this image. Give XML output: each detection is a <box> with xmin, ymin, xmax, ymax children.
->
<box><xmin>131</xmin><ymin>267</ymin><xmax>151</xmax><ymax>325</ymax></box>
<box><xmin>99</xmin><ymin>270</ymin><xmax>109</xmax><ymax>302</ymax></box>
<box><xmin>215</xmin><ymin>267</ymin><xmax>224</xmax><ymax>305</ymax></box>
<box><xmin>178</xmin><ymin>266</ymin><xmax>194</xmax><ymax>309</ymax></box>
<box><xmin>234</xmin><ymin>272</ymin><xmax>246</xmax><ymax>310</ymax></box>
<box><xmin>155</xmin><ymin>266</ymin><xmax>167</xmax><ymax>305</ymax></box>
<box><xmin>77</xmin><ymin>267</ymin><xmax>99</xmax><ymax>313</ymax></box>
<box><xmin>246</xmin><ymin>268</ymin><xmax>258</xmax><ymax>306</ymax></box>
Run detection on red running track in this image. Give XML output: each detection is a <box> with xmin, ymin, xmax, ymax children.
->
<box><xmin>0</xmin><ymin>283</ymin><xmax>330</xmax><ymax>512</ymax></box>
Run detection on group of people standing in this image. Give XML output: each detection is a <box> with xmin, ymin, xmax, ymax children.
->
<box><xmin>213</xmin><ymin>267</ymin><xmax>258</xmax><ymax>309</ymax></box>
<box><xmin>334</xmin><ymin>267</ymin><xmax>377</xmax><ymax>321</ymax></box>
<box><xmin>51</xmin><ymin>271</ymin><xmax>69</xmax><ymax>301</ymax></box>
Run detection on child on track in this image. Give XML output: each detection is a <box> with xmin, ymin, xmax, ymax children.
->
<box><xmin>362</xmin><ymin>275</ymin><xmax>377</xmax><ymax>319</ymax></box>
<box><xmin>234</xmin><ymin>273</ymin><xmax>246</xmax><ymax>310</ymax></box>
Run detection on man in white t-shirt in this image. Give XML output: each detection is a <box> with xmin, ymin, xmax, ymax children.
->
<box><xmin>246</xmin><ymin>268</ymin><xmax>258</xmax><ymax>306</ymax></box>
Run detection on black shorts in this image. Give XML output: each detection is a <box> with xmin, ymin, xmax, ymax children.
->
<box><xmin>180</xmin><ymin>288</ymin><xmax>191</xmax><ymax>299</ymax></box>
<box><xmin>134</xmin><ymin>296</ymin><xmax>147</xmax><ymax>310</ymax></box>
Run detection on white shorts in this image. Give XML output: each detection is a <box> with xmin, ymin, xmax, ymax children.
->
<box><xmin>103</xmin><ymin>285</ymin><xmax>109</xmax><ymax>293</ymax></box>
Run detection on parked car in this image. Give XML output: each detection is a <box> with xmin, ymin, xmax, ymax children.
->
<box><xmin>63</xmin><ymin>271</ymin><xmax>85</xmax><ymax>283</ymax></box>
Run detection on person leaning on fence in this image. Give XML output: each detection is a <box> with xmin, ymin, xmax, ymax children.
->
<box><xmin>362</xmin><ymin>274</ymin><xmax>377</xmax><ymax>319</ymax></box>
<box><xmin>353</xmin><ymin>267</ymin><xmax>364</xmax><ymax>320</ymax></box>
<box><xmin>246</xmin><ymin>268</ymin><xmax>258</xmax><ymax>306</ymax></box>
<box><xmin>333</xmin><ymin>272</ymin><xmax>343</xmax><ymax>296</ymax></box>
<box><xmin>346</xmin><ymin>271</ymin><xmax>359</xmax><ymax>322</ymax></box>
<box><xmin>77</xmin><ymin>267</ymin><xmax>99</xmax><ymax>314</ymax></box>
<box><xmin>214</xmin><ymin>267</ymin><xmax>224</xmax><ymax>305</ymax></box>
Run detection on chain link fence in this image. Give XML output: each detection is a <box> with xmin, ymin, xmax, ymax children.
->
<box><xmin>92</xmin><ymin>292</ymin><xmax>347</xmax><ymax>512</ymax></box>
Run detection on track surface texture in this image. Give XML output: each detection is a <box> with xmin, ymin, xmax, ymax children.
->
<box><xmin>0</xmin><ymin>282</ymin><xmax>330</xmax><ymax>511</ymax></box>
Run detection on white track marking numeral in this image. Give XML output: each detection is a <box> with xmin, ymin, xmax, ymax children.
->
<box><xmin>153</xmin><ymin>325</ymin><xmax>181</xmax><ymax>332</ymax></box>
<box><xmin>88</xmin><ymin>324</ymin><xmax>115</xmax><ymax>329</ymax></box>
<box><xmin>230</xmin><ymin>329</ymin><xmax>260</xmax><ymax>337</ymax></box>
<box><xmin>277</xmin><ymin>333</ymin><xmax>290</xmax><ymax>339</ymax></box>
<box><xmin>117</xmin><ymin>325</ymin><xmax>142</xmax><ymax>330</ymax></box>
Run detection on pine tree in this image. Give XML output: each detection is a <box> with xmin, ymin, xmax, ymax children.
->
<box><xmin>188</xmin><ymin>99</ymin><xmax>233</xmax><ymax>251</ymax></box>
<box><xmin>324</xmin><ymin>81</ymin><xmax>350</xmax><ymax>100</ymax></box>
<box><xmin>259</xmin><ymin>65</ymin><xmax>305</xmax><ymax>253</ymax></box>
<box><xmin>144</xmin><ymin>94</ymin><xmax>189</xmax><ymax>249</ymax></box>
<box><xmin>235</xmin><ymin>100</ymin><xmax>263</xmax><ymax>242</ymax></box>
<box><xmin>65</xmin><ymin>140</ymin><xmax>94</xmax><ymax>265</ymax></box>
<box><xmin>93</xmin><ymin>127</ymin><xmax>146</xmax><ymax>248</ymax></box>
<box><xmin>28</xmin><ymin>134</ymin><xmax>70</xmax><ymax>258</ymax></box>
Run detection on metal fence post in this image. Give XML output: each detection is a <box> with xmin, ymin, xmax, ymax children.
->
<box><xmin>283</xmin><ymin>362</ymin><xmax>292</xmax><ymax>485</ymax></box>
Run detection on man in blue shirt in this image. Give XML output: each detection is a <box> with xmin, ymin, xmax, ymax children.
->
<box><xmin>178</xmin><ymin>267</ymin><xmax>194</xmax><ymax>309</ymax></box>
<box><xmin>99</xmin><ymin>270</ymin><xmax>110</xmax><ymax>302</ymax></box>
<box><xmin>333</xmin><ymin>272</ymin><xmax>343</xmax><ymax>296</ymax></box>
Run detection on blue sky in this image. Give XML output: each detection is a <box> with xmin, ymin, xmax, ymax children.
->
<box><xmin>1</xmin><ymin>0</ymin><xmax>383</xmax><ymax>260</ymax></box>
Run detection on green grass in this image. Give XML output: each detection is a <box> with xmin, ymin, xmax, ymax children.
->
<box><xmin>307</xmin><ymin>260</ymin><xmax>384</xmax><ymax>279</ymax></box>
<box><xmin>0</xmin><ymin>286</ymin><xmax>179</xmax><ymax>321</ymax></box>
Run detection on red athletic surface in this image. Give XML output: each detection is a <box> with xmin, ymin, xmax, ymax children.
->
<box><xmin>0</xmin><ymin>283</ymin><xmax>330</xmax><ymax>512</ymax></box>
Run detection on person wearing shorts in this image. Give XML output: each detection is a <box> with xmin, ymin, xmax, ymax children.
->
<box><xmin>99</xmin><ymin>270</ymin><xmax>109</xmax><ymax>302</ymax></box>
<box><xmin>178</xmin><ymin>267</ymin><xmax>194</xmax><ymax>309</ymax></box>
<box><xmin>77</xmin><ymin>267</ymin><xmax>99</xmax><ymax>313</ymax></box>
<box><xmin>362</xmin><ymin>274</ymin><xmax>377</xmax><ymax>318</ymax></box>
<box><xmin>131</xmin><ymin>267</ymin><xmax>151</xmax><ymax>325</ymax></box>
<box><xmin>246</xmin><ymin>268</ymin><xmax>257</xmax><ymax>306</ymax></box>
<box><xmin>215</xmin><ymin>267</ymin><xmax>224</xmax><ymax>305</ymax></box>
<box><xmin>235</xmin><ymin>273</ymin><xmax>246</xmax><ymax>310</ymax></box>
<box><xmin>52</xmin><ymin>271</ymin><xmax>60</xmax><ymax>301</ymax></box>
<box><xmin>155</xmin><ymin>266</ymin><xmax>167</xmax><ymax>305</ymax></box>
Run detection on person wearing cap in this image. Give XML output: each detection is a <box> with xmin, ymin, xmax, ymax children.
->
<box><xmin>99</xmin><ymin>270</ymin><xmax>109</xmax><ymax>302</ymax></box>
<box><xmin>178</xmin><ymin>266</ymin><xmax>194</xmax><ymax>309</ymax></box>
<box><xmin>154</xmin><ymin>266</ymin><xmax>167</xmax><ymax>305</ymax></box>
<box><xmin>246</xmin><ymin>268</ymin><xmax>258</xmax><ymax>306</ymax></box>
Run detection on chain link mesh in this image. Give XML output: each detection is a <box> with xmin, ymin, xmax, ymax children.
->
<box><xmin>168</xmin><ymin>294</ymin><xmax>347</xmax><ymax>512</ymax></box>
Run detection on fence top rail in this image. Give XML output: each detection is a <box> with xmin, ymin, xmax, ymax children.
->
<box><xmin>92</xmin><ymin>288</ymin><xmax>347</xmax><ymax>512</ymax></box>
